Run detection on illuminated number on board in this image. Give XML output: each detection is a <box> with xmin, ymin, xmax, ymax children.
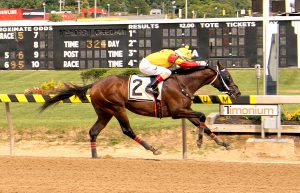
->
<box><xmin>17</xmin><ymin>32</ymin><xmax>24</xmax><ymax>40</ymax></box>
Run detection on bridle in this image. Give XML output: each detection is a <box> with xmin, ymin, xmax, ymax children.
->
<box><xmin>209</xmin><ymin>64</ymin><xmax>231</xmax><ymax>94</ymax></box>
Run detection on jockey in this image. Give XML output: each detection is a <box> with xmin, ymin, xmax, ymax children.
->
<box><xmin>139</xmin><ymin>45</ymin><xmax>202</xmax><ymax>95</ymax></box>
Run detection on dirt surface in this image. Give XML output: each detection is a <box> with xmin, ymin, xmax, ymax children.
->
<box><xmin>1</xmin><ymin>156</ymin><xmax>300</xmax><ymax>193</ymax></box>
<box><xmin>1</xmin><ymin>129</ymin><xmax>300</xmax><ymax>193</ymax></box>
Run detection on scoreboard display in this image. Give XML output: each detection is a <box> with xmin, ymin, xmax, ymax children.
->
<box><xmin>0</xmin><ymin>18</ymin><xmax>298</xmax><ymax>70</ymax></box>
<box><xmin>0</xmin><ymin>25</ymin><xmax>53</xmax><ymax>70</ymax></box>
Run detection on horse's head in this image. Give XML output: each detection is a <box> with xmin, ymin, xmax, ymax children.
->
<box><xmin>210</xmin><ymin>61</ymin><xmax>241</xmax><ymax>100</ymax></box>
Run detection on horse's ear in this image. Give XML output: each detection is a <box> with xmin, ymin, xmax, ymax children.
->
<box><xmin>217</xmin><ymin>60</ymin><xmax>225</xmax><ymax>70</ymax></box>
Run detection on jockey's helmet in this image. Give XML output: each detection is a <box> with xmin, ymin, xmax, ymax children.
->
<box><xmin>175</xmin><ymin>45</ymin><xmax>192</xmax><ymax>61</ymax></box>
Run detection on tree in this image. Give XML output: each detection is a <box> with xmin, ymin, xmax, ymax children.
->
<box><xmin>0</xmin><ymin>0</ymin><xmax>252</xmax><ymax>17</ymax></box>
<box><xmin>82</xmin><ymin>0</ymin><xmax>90</xmax><ymax>9</ymax></box>
<box><xmin>127</xmin><ymin>0</ymin><xmax>150</xmax><ymax>15</ymax></box>
<box><xmin>99</xmin><ymin>0</ymin><xmax>129</xmax><ymax>13</ymax></box>
<box><xmin>1</xmin><ymin>0</ymin><xmax>43</xmax><ymax>9</ymax></box>
<box><xmin>189</xmin><ymin>0</ymin><xmax>251</xmax><ymax>18</ymax></box>
<box><xmin>87</xmin><ymin>0</ymin><xmax>100</xmax><ymax>7</ymax></box>
<box><xmin>44</xmin><ymin>0</ymin><xmax>59</xmax><ymax>12</ymax></box>
<box><xmin>64</xmin><ymin>0</ymin><xmax>79</xmax><ymax>12</ymax></box>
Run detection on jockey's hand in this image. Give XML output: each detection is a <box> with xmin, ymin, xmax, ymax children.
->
<box><xmin>195</xmin><ymin>61</ymin><xmax>209</xmax><ymax>66</ymax></box>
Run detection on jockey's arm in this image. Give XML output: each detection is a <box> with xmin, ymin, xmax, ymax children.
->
<box><xmin>168</xmin><ymin>54</ymin><xmax>200</xmax><ymax>68</ymax></box>
<box><xmin>179</xmin><ymin>60</ymin><xmax>208</xmax><ymax>68</ymax></box>
<box><xmin>178</xmin><ymin>60</ymin><xmax>200</xmax><ymax>68</ymax></box>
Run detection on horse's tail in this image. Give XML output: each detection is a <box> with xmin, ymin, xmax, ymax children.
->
<box><xmin>40</xmin><ymin>83</ymin><xmax>94</xmax><ymax>111</ymax></box>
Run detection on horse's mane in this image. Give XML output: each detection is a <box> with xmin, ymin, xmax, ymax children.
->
<box><xmin>171</xmin><ymin>63</ymin><xmax>215</xmax><ymax>76</ymax></box>
<box><xmin>134</xmin><ymin>63</ymin><xmax>218</xmax><ymax>78</ymax></box>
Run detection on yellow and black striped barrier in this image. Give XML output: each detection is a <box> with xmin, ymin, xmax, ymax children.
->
<box><xmin>0</xmin><ymin>94</ymin><xmax>91</xmax><ymax>103</ymax></box>
<box><xmin>0</xmin><ymin>94</ymin><xmax>253</xmax><ymax>104</ymax></box>
<box><xmin>2</xmin><ymin>94</ymin><xmax>298</xmax><ymax>104</ymax></box>
<box><xmin>2</xmin><ymin>94</ymin><xmax>299</xmax><ymax>157</ymax></box>
<box><xmin>193</xmin><ymin>95</ymin><xmax>254</xmax><ymax>104</ymax></box>
<box><xmin>193</xmin><ymin>95</ymin><xmax>300</xmax><ymax>104</ymax></box>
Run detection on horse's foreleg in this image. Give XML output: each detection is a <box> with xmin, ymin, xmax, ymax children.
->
<box><xmin>188</xmin><ymin>118</ymin><xmax>204</xmax><ymax>148</ymax></box>
<box><xmin>187</xmin><ymin>112</ymin><xmax>230</xmax><ymax>149</ymax></box>
<box><xmin>89</xmin><ymin>112</ymin><xmax>113</xmax><ymax>158</ymax></box>
<box><xmin>195</xmin><ymin>121</ymin><xmax>231</xmax><ymax>150</ymax></box>
<box><xmin>116</xmin><ymin>110</ymin><xmax>161</xmax><ymax>155</ymax></box>
<box><xmin>187</xmin><ymin>112</ymin><xmax>207</xmax><ymax>148</ymax></box>
<box><xmin>202</xmin><ymin>124</ymin><xmax>231</xmax><ymax>150</ymax></box>
<box><xmin>197</xmin><ymin>122</ymin><xmax>204</xmax><ymax>148</ymax></box>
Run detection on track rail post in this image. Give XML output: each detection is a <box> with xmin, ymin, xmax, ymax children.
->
<box><xmin>5</xmin><ymin>102</ymin><xmax>14</xmax><ymax>156</ymax></box>
<box><xmin>182</xmin><ymin>118</ymin><xmax>187</xmax><ymax>159</ymax></box>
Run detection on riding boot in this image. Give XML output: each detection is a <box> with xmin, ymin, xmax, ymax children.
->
<box><xmin>145</xmin><ymin>79</ymin><xmax>159</xmax><ymax>95</ymax></box>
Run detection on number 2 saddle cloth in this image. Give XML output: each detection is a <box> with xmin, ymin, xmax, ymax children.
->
<box><xmin>128</xmin><ymin>75</ymin><xmax>163</xmax><ymax>101</ymax></box>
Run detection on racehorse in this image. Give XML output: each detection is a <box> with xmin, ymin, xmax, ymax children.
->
<box><xmin>41</xmin><ymin>61</ymin><xmax>241</xmax><ymax>158</ymax></box>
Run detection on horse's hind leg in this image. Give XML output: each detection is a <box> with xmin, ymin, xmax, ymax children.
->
<box><xmin>89</xmin><ymin>111</ymin><xmax>113</xmax><ymax>158</ymax></box>
<box><xmin>115</xmin><ymin>108</ymin><xmax>161</xmax><ymax>155</ymax></box>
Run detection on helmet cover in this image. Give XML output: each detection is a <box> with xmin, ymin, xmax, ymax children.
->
<box><xmin>175</xmin><ymin>45</ymin><xmax>192</xmax><ymax>60</ymax></box>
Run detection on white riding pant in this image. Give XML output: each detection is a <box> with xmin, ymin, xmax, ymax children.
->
<box><xmin>139</xmin><ymin>58</ymin><xmax>171</xmax><ymax>80</ymax></box>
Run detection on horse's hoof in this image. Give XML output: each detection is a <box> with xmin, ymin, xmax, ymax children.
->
<box><xmin>153</xmin><ymin>149</ymin><xmax>162</xmax><ymax>155</ymax></box>
<box><xmin>223</xmin><ymin>142</ymin><xmax>231</xmax><ymax>150</ymax></box>
<box><xmin>197</xmin><ymin>140</ymin><xmax>202</xmax><ymax>148</ymax></box>
<box><xmin>91</xmin><ymin>152</ymin><xmax>98</xmax><ymax>158</ymax></box>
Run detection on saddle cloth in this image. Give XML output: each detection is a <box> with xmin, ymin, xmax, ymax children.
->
<box><xmin>128</xmin><ymin>75</ymin><xmax>163</xmax><ymax>101</ymax></box>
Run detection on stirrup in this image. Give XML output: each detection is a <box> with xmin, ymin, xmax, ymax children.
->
<box><xmin>145</xmin><ymin>87</ymin><xmax>158</xmax><ymax>95</ymax></box>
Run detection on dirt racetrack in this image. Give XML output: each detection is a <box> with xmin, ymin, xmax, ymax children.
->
<box><xmin>0</xmin><ymin>156</ymin><xmax>300</xmax><ymax>193</ymax></box>
<box><xmin>1</xmin><ymin>131</ymin><xmax>300</xmax><ymax>193</ymax></box>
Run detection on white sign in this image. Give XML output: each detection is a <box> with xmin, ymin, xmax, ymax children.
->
<box><xmin>220</xmin><ymin>105</ymin><xmax>278</xmax><ymax>116</ymax></box>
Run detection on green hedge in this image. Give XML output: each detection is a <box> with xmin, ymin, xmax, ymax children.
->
<box><xmin>80</xmin><ymin>68</ymin><xmax>141</xmax><ymax>83</ymax></box>
<box><xmin>48</xmin><ymin>13</ymin><xmax>63</xmax><ymax>22</ymax></box>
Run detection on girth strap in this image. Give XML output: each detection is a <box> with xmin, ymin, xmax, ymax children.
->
<box><xmin>154</xmin><ymin>99</ymin><xmax>163</xmax><ymax>118</ymax></box>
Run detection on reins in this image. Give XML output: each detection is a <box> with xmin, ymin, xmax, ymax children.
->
<box><xmin>171</xmin><ymin>66</ymin><xmax>207</xmax><ymax>100</ymax></box>
<box><xmin>209</xmin><ymin>64</ymin><xmax>231</xmax><ymax>93</ymax></box>
<box><xmin>209</xmin><ymin>72</ymin><xmax>219</xmax><ymax>85</ymax></box>
<box><xmin>172</xmin><ymin>63</ymin><xmax>231</xmax><ymax>100</ymax></box>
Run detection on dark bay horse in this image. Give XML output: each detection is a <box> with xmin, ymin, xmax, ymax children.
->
<box><xmin>41</xmin><ymin>62</ymin><xmax>241</xmax><ymax>158</ymax></box>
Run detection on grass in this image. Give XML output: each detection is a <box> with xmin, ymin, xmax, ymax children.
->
<box><xmin>0</xmin><ymin>71</ymin><xmax>83</xmax><ymax>93</ymax></box>
<box><xmin>0</xmin><ymin>68</ymin><xmax>300</xmax><ymax>138</ymax></box>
